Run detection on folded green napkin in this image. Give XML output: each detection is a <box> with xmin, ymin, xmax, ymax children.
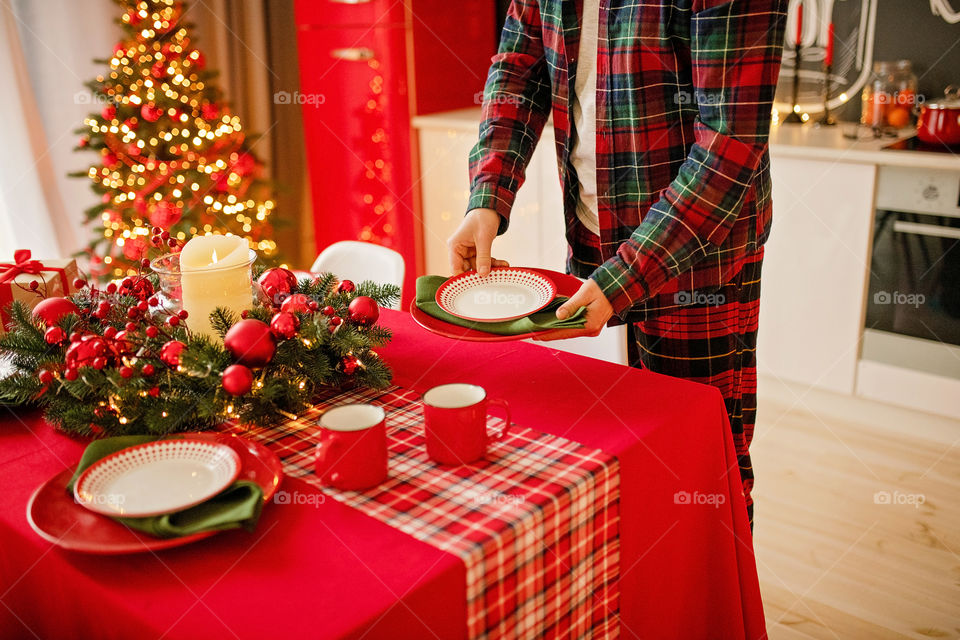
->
<box><xmin>67</xmin><ymin>435</ymin><xmax>264</xmax><ymax>539</ymax></box>
<box><xmin>416</xmin><ymin>275</ymin><xmax>588</xmax><ymax>336</ymax></box>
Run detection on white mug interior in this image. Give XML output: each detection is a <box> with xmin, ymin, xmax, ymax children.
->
<box><xmin>320</xmin><ymin>404</ymin><xmax>385</xmax><ymax>431</ymax></box>
<box><xmin>423</xmin><ymin>383</ymin><xmax>486</xmax><ymax>409</ymax></box>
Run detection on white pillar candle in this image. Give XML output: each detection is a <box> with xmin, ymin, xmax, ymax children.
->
<box><xmin>179</xmin><ymin>235</ymin><xmax>254</xmax><ymax>338</ymax></box>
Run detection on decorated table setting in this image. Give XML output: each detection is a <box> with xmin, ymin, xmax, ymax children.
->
<box><xmin>0</xmin><ymin>238</ymin><xmax>766</xmax><ymax>639</ymax></box>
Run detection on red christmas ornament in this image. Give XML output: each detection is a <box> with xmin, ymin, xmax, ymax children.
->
<box><xmin>102</xmin><ymin>152</ymin><xmax>119</xmax><ymax>168</ymax></box>
<box><xmin>256</xmin><ymin>268</ymin><xmax>297</xmax><ymax>307</ymax></box>
<box><xmin>223</xmin><ymin>319</ymin><xmax>275</xmax><ymax>367</ymax></box>
<box><xmin>269</xmin><ymin>311</ymin><xmax>300</xmax><ymax>340</ymax></box>
<box><xmin>231</xmin><ymin>152</ymin><xmax>256</xmax><ymax>176</ymax></box>
<box><xmin>122</xmin><ymin>237</ymin><xmax>148</xmax><ymax>261</ymax></box>
<box><xmin>151</xmin><ymin>61</ymin><xmax>166</xmax><ymax>78</ymax></box>
<box><xmin>189</xmin><ymin>50</ymin><xmax>206</xmax><ymax>69</ymax></box>
<box><xmin>348</xmin><ymin>296</ymin><xmax>379</xmax><ymax>326</ymax></box>
<box><xmin>78</xmin><ymin>136</ymin><xmax>89</xmax><ymax>148</ymax></box>
<box><xmin>141</xmin><ymin>363</ymin><xmax>155</xmax><ymax>376</ymax></box>
<box><xmin>32</xmin><ymin>297</ymin><xmax>79</xmax><ymax>327</ymax></box>
<box><xmin>201</xmin><ymin>102</ymin><xmax>219</xmax><ymax>120</ymax></box>
<box><xmin>280</xmin><ymin>293</ymin><xmax>314</xmax><ymax>315</ymax></box>
<box><xmin>335</xmin><ymin>279</ymin><xmax>355</xmax><ymax>294</ymax></box>
<box><xmin>148</xmin><ymin>201</ymin><xmax>182</xmax><ymax>229</ymax></box>
<box><xmin>65</xmin><ymin>336</ymin><xmax>110</xmax><ymax>369</ymax></box>
<box><xmin>221</xmin><ymin>364</ymin><xmax>254</xmax><ymax>396</ymax></box>
<box><xmin>140</xmin><ymin>103</ymin><xmax>163</xmax><ymax>122</ymax></box>
<box><xmin>321</xmin><ymin>305</ymin><xmax>335</xmax><ymax>316</ymax></box>
<box><xmin>38</xmin><ymin>369</ymin><xmax>54</xmax><ymax>385</ymax></box>
<box><xmin>64</xmin><ymin>368</ymin><xmax>78</xmax><ymax>381</ymax></box>
<box><xmin>159</xmin><ymin>340</ymin><xmax>186</xmax><ymax>367</ymax></box>
<box><xmin>148</xmin><ymin>386</ymin><xmax>160</xmax><ymax>398</ymax></box>
<box><xmin>119</xmin><ymin>366</ymin><xmax>134</xmax><ymax>379</ymax></box>
<box><xmin>101</xmin><ymin>105</ymin><xmax>116</xmax><ymax>121</ymax></box>
<box><xmin>44</xmin><ymin>326</ymin><xmax>67</xmax><ymax>344</ymax></box>
<box><xmin>341</xmin><ymin>355</ymin><xmax>359</xmax><ymax>375</ymax></box>
<box><xmin>126</xmin><ymin>143</ymin><xmax>141</xmax><ymax>157</ymax></box>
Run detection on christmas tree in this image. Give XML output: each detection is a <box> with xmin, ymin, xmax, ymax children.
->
<box><xmin>74</xmin><ymin>0</ymin><xmax>278</xmax><ymax>280</ymax></box>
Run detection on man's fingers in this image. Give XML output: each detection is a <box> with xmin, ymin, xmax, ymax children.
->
<box><xmin>491</xmin><ymin>259</ymin><xmax>510</xmax><ymax>268</ymax></box>
<box><xmin>555</xmin><ymin>283</ymin><xmax>591</xmax><ymax>320</ymax></box>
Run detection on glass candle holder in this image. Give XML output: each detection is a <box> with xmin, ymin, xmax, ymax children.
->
<box><xmin>149</xmin><ymin>253</ymin><xmax>184</xmax><ymax>315</ymax></box>
<box><xmin>150</xmin><ymin>249</ymin><xmax>257</xmax><ymax>337</ymax></box>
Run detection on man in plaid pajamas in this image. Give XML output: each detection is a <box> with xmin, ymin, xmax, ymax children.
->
<box><xmin>447</xmin><ymin>0</ymin><xmax>787</xmax><ymax>526</ymax></box>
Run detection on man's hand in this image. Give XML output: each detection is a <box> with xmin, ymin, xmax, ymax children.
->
<box><xmin>535</xmin><ymin>279</ymin><xmax>614</xmax><ymax>341</ymax></box>
<box><xmin>447</xmin><ymin>208</ymin><xmax>510</xmax><ymax>276</ymax></box>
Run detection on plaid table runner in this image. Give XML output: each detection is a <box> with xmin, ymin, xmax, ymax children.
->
<box><xmin>224</xmin><ymin>385</ymin><xmax>620</xmax><ymax>639</ymax></box>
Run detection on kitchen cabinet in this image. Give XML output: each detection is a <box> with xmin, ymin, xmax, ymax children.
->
<box><xmin>295</xmin><ymin>1</ymin><xmax>495</xmax><ymax>305</ymax></box>
<box><xmin>758</xmin><ymin>157</ymin><xmax>876</xmax><ymax>395</ymax></box>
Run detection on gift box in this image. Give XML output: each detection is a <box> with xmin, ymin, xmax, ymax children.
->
<box><xmin>0</xmin><ymin>250</ymin><xmax>81</xmax><ymax>335</ymax></box>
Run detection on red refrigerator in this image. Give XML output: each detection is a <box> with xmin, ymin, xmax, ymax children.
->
<box><xmin>295</xmin><ymin>1</ymin><xmax>496</xmax><ymax>305</ymax></box>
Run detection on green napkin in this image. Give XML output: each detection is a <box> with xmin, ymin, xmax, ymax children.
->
<box><xmin>416</xmin><ymin>275</ymin><xmax>588</xmax><ymax>336</ymax></box>
<box><xmin>67</xmin><ymin>435</ymin><xmax>264</xmax><ymax>539</ymax></box>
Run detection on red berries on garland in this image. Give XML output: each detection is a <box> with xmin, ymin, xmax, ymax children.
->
<box><xmin>223</xmin><ymin>319</ymin><xmax>276</xmax><ymax>367</ymax></box>
<box><xmin>44</xmin><ymin>326</ymin><xmax>66</xmax><ymax>345</ymax></box>
<box><xmin>221</xmin><ymin>364</ymin><xmax>254</xmax><ymax>396</ymax></box>
<box><xmin>341</xmin><ymin>355</ymin><xmax>359</xmax><ymax>375</ymax></box>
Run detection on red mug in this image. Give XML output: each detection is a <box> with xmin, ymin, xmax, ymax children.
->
<box><xmin>422</xmin><ymin>383</ymin><xmax>511</xmax><ymax>465</ymax></box>
<box><xmin>314</xmin><ymin>404</ymin><xmax>388</xmax><ymax>490</ymax></box>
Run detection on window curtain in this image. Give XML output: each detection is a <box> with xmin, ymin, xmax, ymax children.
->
<box><xmin>1</xmin><ymin>0</ymin><xmax>309</xmax><ymax>267</ymax></box>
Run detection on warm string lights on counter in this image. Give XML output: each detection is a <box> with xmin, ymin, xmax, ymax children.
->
<box><xmin>76</xmin><ymin>0</ymin><xmax>277</xmax><ymax>279</ymax></box>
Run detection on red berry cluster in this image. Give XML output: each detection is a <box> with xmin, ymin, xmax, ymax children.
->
<box><xmin>149</xmin><ymin>226</ymin><xmax>183</xmax><ymax>251</ymax></box>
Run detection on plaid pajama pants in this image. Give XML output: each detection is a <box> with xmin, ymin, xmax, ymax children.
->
<box><xmin>627</xmin><ymin>251</ymin><xmax>763</xmax><ymax>527</ymax></box>
<box><xmin>572</xmin><ymin>228</ymin><xmax>763</xmax><ymax>527</ymax></box>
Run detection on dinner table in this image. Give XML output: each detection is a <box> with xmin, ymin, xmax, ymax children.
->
<box><xmin>0</xmin><ymin>309</ymin><xmax>766</xmax><ymax>639</ymax></box>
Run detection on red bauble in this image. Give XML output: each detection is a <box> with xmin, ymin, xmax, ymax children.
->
<box><xmin>32</xmin><ymin>297</ymin><xmax>78</xmax><ymax>327</ymax></box>
<box><xmin>159</xmin><ymin>340</ymin><xmax>186</xmax><ymax>367</ymax></box>
<box><xmin>269</xmin><ymin>311</ymin><xmax>300</xmax><ymax>340</ymax></box>
<box><xmin>151</xmin><ymin>61</ymin><xmax>166</xmax><ymax>78</ymax></box>
<box><xmin>122</xmin><ymin>237</ymin><xmax>148</xmax><ymax>261</ymax></box>
<box><xmin>280</xmin><ymin>293</ymin><xmax>314</xmax><ymax>315</ymax></box>
<box><xmin>221</xmin><ymin>364</ymin><xmax>254</xmax><ymax>396</ymax></box>
<box><xmin>140</xmin><ymin>103</ymin><xmax>162</xmax><ymax>122</ymax></box>
<box><xmin>223</xmin><ymin>319</ymin><xmax>275</xmax><ymax>367</ymax></box>
<box><xmin>335</xmin><ymin>279</ymin><xmax>355</xmax><ymax>294</ymax></box>
<box><xmin>65</xmin><ymin>336</ymin><xmax>110</xmax><ymax>369</ymax></box>
<box><xmin>341</xmin><ymin>355</ymin><xmax>359</xmax><ymax>375</ymax></box>
<box><xmin>348</xmin><ymin>296</ymin><xmax>379</xmax><ymax>326</ymax></box>
<box><xmin>148</xmin><ymin>201</ymin><xmax>182</xmax><ymax>229</ymax></box>
<box><xmin>102</xmin><ymin>152</ymin><xmax>119</xmax><ymax>168</ymax></box>
<box><xmin>231</xmin><ymin>151</ymin><xmax>256</xmax><ymax>176</ymax></box>
<box><xmin>201</xmin><ymin>102</ymin><xmax>219</xmax><ymax>120</ymax></box>
<box><xmin>38</xmin><ymin>369</ymin><xmax>54</xmax><ymax>385</ymax></box>
<box><xmin>44</xmin><ymin>326</ymin><xmax>67</xmax><ymax>344</ymax></box>
<box><xmin>256</xmin><ymin>268</ymin><xmax>297</xmax><ymax>307</ymax></box>
<box><xmin>101</xmin><ymin>105</ymin><xmax>116</xmax><ymax>121</ymax></box>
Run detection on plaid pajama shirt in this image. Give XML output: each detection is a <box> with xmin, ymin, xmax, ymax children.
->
<box><xmin>468</xmin><ymin>0</ymin><xmax>787</xmax><ymax>522</ymax></box>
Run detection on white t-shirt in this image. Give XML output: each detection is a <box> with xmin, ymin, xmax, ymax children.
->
<box><xmin>569</xmin><ymin>0</ymin><xmax>601</xmax><ymax>236</ymax></box>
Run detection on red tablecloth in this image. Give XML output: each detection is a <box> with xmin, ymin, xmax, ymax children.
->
<box><xmin>0</xmin><ymin>310</ymin><xmax>765</xmax><ymax>639</ymax></box>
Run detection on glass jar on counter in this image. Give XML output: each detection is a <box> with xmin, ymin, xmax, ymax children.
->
<box><xmin>861</xmin><ymin>60</ymin><xmax>918</xmax><ymax>129</ymax></box>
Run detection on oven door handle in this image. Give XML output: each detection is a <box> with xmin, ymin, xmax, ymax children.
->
<box><xmin>892</xmin><ymin>220</ymin><xmax>960</xmax><ymax>240</ymax></box>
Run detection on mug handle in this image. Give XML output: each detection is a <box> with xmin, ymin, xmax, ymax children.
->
<box><xmin>315</xmin><ymin>436</ymin><xmax>345</xmax><ymax>483</ymax></box>
<box><xmin>486</xmin><ymin>398</ymin><xmax>512</xmax><ymax>444</ymax></box>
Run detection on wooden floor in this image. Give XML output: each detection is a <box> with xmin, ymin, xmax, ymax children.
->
<box><xmin>752</xmin><ymin>376</ymin><xmax>960</xmax><ymax>639</ymax></box>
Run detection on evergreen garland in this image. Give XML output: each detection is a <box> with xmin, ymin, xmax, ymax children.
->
<box><xmin>0</xmin><ymin>271</ymin><xmax>398</xmax><ymax>437</ymax></box>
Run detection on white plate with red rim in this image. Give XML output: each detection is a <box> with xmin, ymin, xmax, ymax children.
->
<box><xmin>73</xmin><ymin>439</ymin><xmax>242</xmax><ymax>518</ymax></box>
<box><xmin>436</xmin><ymin>267</ymin><xmax>557</xmax><ymax>322</ymax></box>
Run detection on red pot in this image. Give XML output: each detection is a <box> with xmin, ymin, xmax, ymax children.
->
<box><xmin>917</xmin><ymin>86</ymin><xmax>960</xmax><ymax>146</ymax></box>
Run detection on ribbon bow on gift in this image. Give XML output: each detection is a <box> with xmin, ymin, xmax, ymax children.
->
<box><xmin>0</xmin><ymin>250</ymin><xmax>44</xmax><ymax>284</ymax></box>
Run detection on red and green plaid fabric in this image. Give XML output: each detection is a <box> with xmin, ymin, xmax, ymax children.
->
<box><xmin>468</xmin><ymin>0</ymin><xmax>787</xmax><ymax>322</ymax></box>
<box><xmin>223</xmin><ymin>385</ymin><xmax>621</xmax><ymax>639</ymax></box>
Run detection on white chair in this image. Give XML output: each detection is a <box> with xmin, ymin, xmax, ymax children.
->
<box><xmin>310</xmin><ymin>241</ymin><xmax>405</xmax><ymax>310</ymax></box>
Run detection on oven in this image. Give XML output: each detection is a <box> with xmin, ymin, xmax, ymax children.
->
<box><xmin>864</xmin><ymin>163</ymin><xmax>960</xmax><ymax>380</ymax></box>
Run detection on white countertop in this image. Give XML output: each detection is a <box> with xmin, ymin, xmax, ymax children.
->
<box><xmin>413</xmin><ymin>107</ymin><xmax>960</xmax><ymax>171</ymax></box>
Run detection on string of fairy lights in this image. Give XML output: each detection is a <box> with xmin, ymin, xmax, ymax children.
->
<box><xmin>82</xmin><ymin>0</ymin><xmax>277</xmax><ymax>278</ymax></box>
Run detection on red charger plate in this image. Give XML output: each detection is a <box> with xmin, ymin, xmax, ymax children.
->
<box><xmin>27</xmin><ymin>431</ymin><xmax>284</xmax><ymax>554</ymax></box>
<box><xmin>411</xmin><ymin>268</ymin><xmax>585</xmax><ymax>342</ymax></box>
